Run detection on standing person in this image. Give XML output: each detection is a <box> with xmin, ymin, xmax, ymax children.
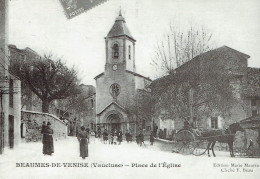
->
<box><xmin>85</xmin><ymin>128</ymin><xmax>90</xmax><ymax>143</ymax></box>
<box><xmin>90</xmin><ymin>130</ymin><xmax>95</xmax><ymax>143</ymax></box>
<box><xmin>98</xmin><ymin>128</ymin><xmax>102</xmax><ymax>142</ymax></box>
<box><xmin>103</xmin><ymin>129</ymin><xmax>108</xmax><ymax>144</ymax></box>
<box><xmin>247</xmin><ymin>139</ymin><xmax>254</xmax><ymax>156</ymax></box>
<box><xmin>77</xmin><ymin>126</ymin><xmax>88</xmax><ymax>159</ymax></box>
<box><xmin>136</xmin><ymin>133</ymin><xmax>139</xmax><ymax>145</ymax></box>
<box><xmin>108</xmin><ymin>130</ymin><xmax>113</xmax><ymax>144</ymax></box>
<box><xmin>158</xmin><ymin>129</ymin><xmax>163</xmax><ymax>139</ymax></box>
<box><xmin>129</xmin><ymin>133</ymin><xmax>133</xmax><ymax>143</ymax></box>
<box><xmin>125</xmin><ymin>130</ymin><xmax>131</xmax><ymax>143</ymax></box>
<box><xmin>97</xmin><ymin>127</ymin><xmax>101</xmax><ymax>141</ymax></box>
<box><xmin>41</xmin><ymin>121</ymin><xmax>47</xmax><ymax>154</ymax></box>
<box><xmin>117</xmin><ymin>130</ymin><xmax>123</xmax><ymax>145</ymax></box>
<box><xmin>153</xmin><ymin>124</ymin><xmax>158</xmax><ymax>138</ymax></box>
<box><xmin>138</xmin><ymin>131</ymin><xmax>144</xmax><ymax>147</ymax></box>
<box><xmin>150</xmin><ymin>131</ymin><xmax>154</xmax><ymax>145</ymax></box>
<box><xmin>114</xmin><ymin>129</ymin><xmax>118</xmax><ymax>144</ymax></box>
<box><xmin>44</xmin><ymin>122</ymin><xmax>54</xmax><ymax>155</ymax></box>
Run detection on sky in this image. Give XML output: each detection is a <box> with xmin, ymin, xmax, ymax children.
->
<box><xmin>9</xmin><ymin>0</ymin><xmax>260</xmax><ymax>86</ymax></box>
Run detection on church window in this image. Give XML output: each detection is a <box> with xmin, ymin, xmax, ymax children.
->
<box><xmin>110</xmin><ymin>83</ymin><xmax>120</xmax><ymax>98</ymax></box>
<box><xmin>90</xmin><ymin>99</ymin><xmax>94</xmax><ymax>109</ymax></box>
<box><xmin>128</xmin><ymin>45</ymin><xmax>131</xmax><ymax>59</ymax></box>
<box><xmin>113</xmin><ymin>44</ymin><xmax>119</xmax><ymax>59</ymax></box>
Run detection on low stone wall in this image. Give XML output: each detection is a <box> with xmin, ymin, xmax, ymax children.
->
<box><xmin>21</xmin><ymin>110</ymin><xmax>68</xmax><ymax>142</ymax></box>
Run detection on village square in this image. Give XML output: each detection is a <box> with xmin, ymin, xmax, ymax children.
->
<box><xmin>0</xmin><ymin>0</ymin><xmax>260</xmax><ymax>179</ymax></box>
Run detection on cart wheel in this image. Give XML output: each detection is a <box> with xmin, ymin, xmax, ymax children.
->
<box><xmin>192</xmin><ymin>140</ymin><xmax>208</xmax><ymax>156</ymax></box>
<box><xmin>175</xmin><ymin>130</ymin><xmax>196</xmax><ymax>155</ymax></box>
<box><xmin>177</xmin><ymin>142</ymin><xmax>196</xmax><ymax>155</ymax></box>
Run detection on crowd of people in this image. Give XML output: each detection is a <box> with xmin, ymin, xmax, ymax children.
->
<box><xmin>77</xmin><ymin>126</ymin><xmax>155</xmax><ymax>159</ymax></box>
<box><xmin>41</xmin><ymin>122</ymin><xmax>156</xmax><ymax>159</ymax></box>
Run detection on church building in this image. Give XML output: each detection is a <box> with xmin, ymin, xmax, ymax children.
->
<box><xmin>95</xmin><ymin>12</ymin><xmax>152</xmax><ymax>134</ymax></box>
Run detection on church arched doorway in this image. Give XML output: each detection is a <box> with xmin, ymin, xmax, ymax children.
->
<box><xmin>107</xmin><ymin>114</ymin><xmax>121</xmax><ymax>131</ymax></box>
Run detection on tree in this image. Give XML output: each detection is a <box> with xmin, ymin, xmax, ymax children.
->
<box><xmin>151</xmin><ymin>48</ymin><xmax>238</xmax><ymax>129</ymax></box>
<box><xmin>10</xmin><ymin>54</ymin><xmax>80</xmax><ymax>113</ymax></box>
<box><xmin>56</xmin><ymin>87</ymin><xmax>94</xmax><ymax>119</ymax></box>
<box><xmin>152</xmin><ymin>23</ymin><xmax>215</xmax><ymax>75</ymax></box>
<box><xmin>150</xmin><ymin>22</ymin><xmax>239</xmax><ymax>129</ymax></box>
<box><xmin>126</xmin><ymin>89</ymin><xmax>154</xmax><ymax>132</ymax></box>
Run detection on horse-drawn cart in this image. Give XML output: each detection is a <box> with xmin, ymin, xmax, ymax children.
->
<box><xmin>173</xmin><ymin>122</ymin><xmax>244</xmax><ymax>157</ymax></box>
<box><xmin>174</xmin><ymin>128</ymin><xmax>208</xmax><ymax>156</ymax></box>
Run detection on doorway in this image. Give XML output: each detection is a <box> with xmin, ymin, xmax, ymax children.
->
<box><xmin>111</xmin><ymin>123</ymin><xmax>121</xmax><ymax>131</ymax></box>
<box><xmin>107</xmin><ymin>114</ymin><xmax>121</xmax><ymax>131</ymax></box>
<box><xmin>20</xmin><ymin>123</ymin><xmax>25</xmax><ymax>138</ymax></box>
<box><xmin>9</xmin><ymin>115</ymin><xmax>14</xmax><ymax>149</ymax></box>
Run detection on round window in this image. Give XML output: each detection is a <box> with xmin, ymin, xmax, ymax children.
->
<box><xmin>110</xmin><ymin>83</ymin><xmax>120</xmax><ymax>98</ymax></box>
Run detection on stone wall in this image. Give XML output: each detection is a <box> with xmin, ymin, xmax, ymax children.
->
<box><xmin>21</xmin><ymin>110</ymin><xmax>67</xmax><ymax>142</ymax></box>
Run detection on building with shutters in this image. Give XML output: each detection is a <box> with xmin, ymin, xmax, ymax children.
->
<box><xmin>0</xmin><ymin>0</ymin><xmax>21</xmax><ymax>154</ymax></box>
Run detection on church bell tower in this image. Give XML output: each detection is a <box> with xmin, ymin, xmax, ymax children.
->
<box><xmin>105</xmin><ymin>11</ymin><xmax>136</xmax><ymax>73</ymax></box>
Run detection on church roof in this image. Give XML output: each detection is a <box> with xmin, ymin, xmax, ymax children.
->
<box><xmin>106</xmin><ymin>12</ymin><xmax>135</xmax><ymax>41</ymax></box>
<box><xmin>94</xmin><ymin>72</ymin><xmax>104</xmax><ymax>80</ymax></box>
<box><xmin>94</xmin><ymin>71</ymin><xmax>152</xmax><ymax>81</ymax></box>
<box><xmin>125</xmin><ymin>70</ymin><xmax>152</xmax><ymax>81</ymax></box>
<box><xmin>96</xmin><ymin>101</ymin><xmax>126</xmax><ymax>116</ymax></box>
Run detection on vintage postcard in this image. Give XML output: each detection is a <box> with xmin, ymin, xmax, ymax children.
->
<box><xmin>0</xmin><ymin>0</ymin><xmax>260</xmax><ymax>179</ymax></box>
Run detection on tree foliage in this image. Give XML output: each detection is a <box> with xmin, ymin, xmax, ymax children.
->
<box><xmin>56</xmin><ymin>85</ymin><xmax>95</xmax><ymax>119</ymax></box>
<box><xmin>124</xmin><ymin>89</ymin><xmax>153</xmax><ymax>131</ymax></box>
<box><xmin>10</xmin><ymin>54</ymin><xmax>80</xmax><ymax>112</ymax></box>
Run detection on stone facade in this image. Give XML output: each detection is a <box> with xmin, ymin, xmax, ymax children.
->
<box><xmin>95</xmin><ymin>13</ymin><xmax>152</xmax><ymax>134</ymax></box>
<box><xmin>8</xmin><ymin>45</ymin><xmax>42</xmax><ymax>112</ymax></box>
<box><xmin>77</xmin><ymin>84</ymin><xmax>96</xmax><ymax>129</ymax></box>
<box><xmin>0</xmin><ymin>0</ymin><xmax>22</xmax><ymax>154</ymax></box>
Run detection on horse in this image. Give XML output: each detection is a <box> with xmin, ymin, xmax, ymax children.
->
<box><xmin>202</xmin><ymin>122</ymin><xmax>244</xmax><ymax>157</ymax></box>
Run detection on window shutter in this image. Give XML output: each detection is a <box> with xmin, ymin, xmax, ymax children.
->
<box><xmin>218</xmin><ymin>116</ymin><xmax>223</xmax><ymax>129</ymax></box>
<box><xmin>207</xmin><ymin>118</ymin><xmax>211</xmax><ymax>129</ymax></box>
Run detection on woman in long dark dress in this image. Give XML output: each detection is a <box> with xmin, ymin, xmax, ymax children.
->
<box><xmin>117</xmin><ymin>130</ymin><xmax>123</xmax><ymax>145</ymax></box>
<box><xmin>77</xmin><ymin>126</ymin><xmax>88</xmax><ymax>159</ymax></box>
<box><xmin>150</xmin><ymin>131</ymin><xmax>154</xmax><ymax>145</ymax></box>
<box><xmin>44</xmin><ymin>122</ymin><xmax>54</xmax><ymax>155</ymax></box>
<box><xmin>41</xmin><ymin>121</ymin><xmax>47</xmax><ymax>155</ymax></box>
<box><xmin>125</xmin><ymin>130</ymin><xmax>130</xmax><ymax>143</ymax></box>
